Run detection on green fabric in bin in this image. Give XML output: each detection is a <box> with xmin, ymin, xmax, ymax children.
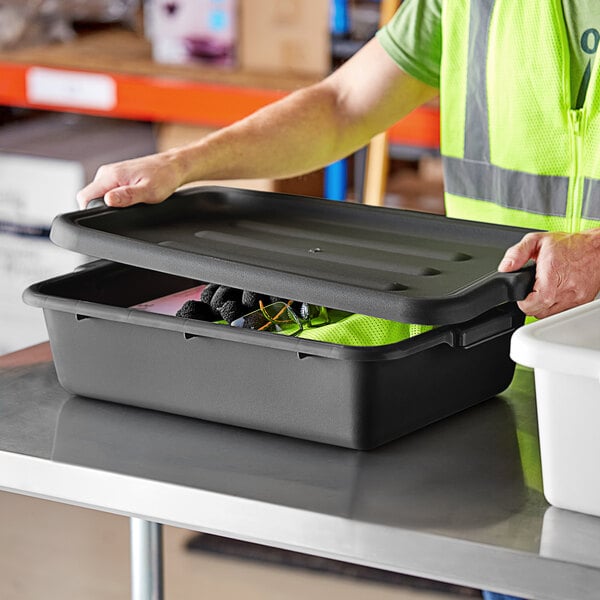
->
<box><xmin>296</xmin><ymin>310</ymin><xmax>433</xmax><ymax>346</ymax></box>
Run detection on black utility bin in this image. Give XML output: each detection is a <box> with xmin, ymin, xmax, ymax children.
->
<box><xmin>24</xmin><ymin>187</ymin><xmax>534</xmax><ymax>449</ymax></box>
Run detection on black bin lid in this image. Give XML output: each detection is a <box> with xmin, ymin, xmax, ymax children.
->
<box><xmin>50</xmin><ymin>186</ymin><xmax>534</xmax><ymax>325</ymax></box>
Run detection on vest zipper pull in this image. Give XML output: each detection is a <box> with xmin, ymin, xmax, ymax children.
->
<box><xmin>570</xmin><ymin>109</ymin><xmax>583</xmax><ymax>135</ymax></box>
<box><xmin>567</xmin><ymin>109</ymin><xmax>585</xmax><ymax>233</ymax></box>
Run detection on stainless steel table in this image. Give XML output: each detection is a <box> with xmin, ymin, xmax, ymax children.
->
<box><xmin>1</xmin><ymin>343</ymin><xmax>599</xmax><ymax>600</ymax></box>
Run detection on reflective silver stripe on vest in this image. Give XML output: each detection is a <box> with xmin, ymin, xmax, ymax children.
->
<box><xmin>464</xmin><ymin>0</ymin><xmax>496</xmax><ymax>162</ymax></box>
<box><xmin>444</xmin><ymin>157</ymin><xmax>570</xmax><ymax>216</ymax></box>
<box><xmin>583</xmin><ymin>179</ymin><xmax>600</xmax><ymax>220</ymax></box>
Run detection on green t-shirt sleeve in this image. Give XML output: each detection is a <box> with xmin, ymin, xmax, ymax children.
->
<box><xmin>375</xmin><ymin>0</ymin><xmax>442</xmax><ymax>89</ymax></box>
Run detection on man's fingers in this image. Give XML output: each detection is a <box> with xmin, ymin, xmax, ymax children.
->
<box><xmin>517</xmin><ymin>289</ymin><xmax>556</xmax><ymax>318</ymax></box>
<box><xmin>105</xmin><ymin>185</ymin><xmax>142</xmax><ymax>207</ymax></box>
<box><xmin>515</xmin><ymin>250</ymin><xmax>560</xmax><ymax>316</ymax></box>
<box><xmin>519</xmin><ymin>290</ymin><xmax>579</xmax><ymax>319</ymax></box>
<box><xmin>518</xmin><ymin>271</ymin><xmax>587</xmax><ymax>318</ymax></box>
<box><xmin>498</xmin><ymin>233</ymin><xmax>541</xmax><ymax>272</ymax></box>
<box><xmin>76</xmin><ymin>180</ymin><xmax>112</xmax><ymax>209</ymax></box>
<box><xmin>77</xmin><ymin>179</ymin><xmax>156</xmax><ymax>209</ymax></box>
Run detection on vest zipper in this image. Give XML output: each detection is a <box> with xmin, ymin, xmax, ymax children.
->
<box><xmin>567</xmin><ymin>109</ymin><xmax>585</xmax><ymax>233</ymax></box>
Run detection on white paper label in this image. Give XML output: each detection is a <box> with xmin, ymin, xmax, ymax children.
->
<box><xmin>26</xmin><ymin>67</ymin><xmax>117</xmax><ymax>111</ymax></box>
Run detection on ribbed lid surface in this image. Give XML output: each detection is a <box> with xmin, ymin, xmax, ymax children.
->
<box><xmin>51</xmin><ymin>186</ymin><xmax>534</xmax><ymax>324</ymax></box>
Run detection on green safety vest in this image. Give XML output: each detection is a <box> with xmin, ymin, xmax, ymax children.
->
<box><xmin>441</xmin><ymin>0</ymin><xmax>600</xmax><ymax>233</ymax></box>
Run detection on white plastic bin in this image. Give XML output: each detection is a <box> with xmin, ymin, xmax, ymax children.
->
<box><xmin>511</xmin><ymin>300</ymin><xmax>600</xmax><ymax>516</ymax></box>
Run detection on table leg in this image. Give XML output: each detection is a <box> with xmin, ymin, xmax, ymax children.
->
<box><xmin>130</xmin><ymin>518</ymin><xmax>164</xmax><ymax>600</ymax></box>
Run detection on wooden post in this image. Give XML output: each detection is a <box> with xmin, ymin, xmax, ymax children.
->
<box><xmin>363</xmin><ymin>0</ymin><xmax>401</xmax><ymax>206</ymax></box>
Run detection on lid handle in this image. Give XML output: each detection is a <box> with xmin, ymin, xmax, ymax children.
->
<box><xmin>86</xmin><ymin>198</ymin><xmax>107</xmax><ymax>210</ymax></box>
<box><xmin>497</xmin><ymin>261</ymin><xmax>536</xmax><ymax>301</ymax></box>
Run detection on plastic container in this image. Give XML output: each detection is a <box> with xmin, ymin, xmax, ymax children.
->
<box><xmin>511</xmin><ymin>300</ymin><xmax>600</xmax><ymax>516</ymax></box>
<box><xmin>25</xmin><ymin>186</ymin><xmax>535</xmax><ymax>449</ymax></box>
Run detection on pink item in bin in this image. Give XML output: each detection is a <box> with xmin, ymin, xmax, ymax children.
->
<box><xmin>132</xmin><ymin>285</ymin><xmax>205</xmax><ymax>316</ymax></box>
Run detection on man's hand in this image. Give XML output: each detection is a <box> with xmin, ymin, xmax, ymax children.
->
<box><xmin>76</xmin><ymin>150</ymin><xmax>186</xmax><ymax>209</ymax></box>
<box><xmin>498</xmin><ymin>229</ymin><xmax>600</xmax><ymax>318</ymax></box>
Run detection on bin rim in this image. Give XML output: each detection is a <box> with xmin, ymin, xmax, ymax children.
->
<box><xmin>510</xmin><ymin>299</ymin><xmax>600</xmax><ymax>381</ymax></box>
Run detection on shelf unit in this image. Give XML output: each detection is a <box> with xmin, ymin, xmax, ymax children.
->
<box><xmin>0</xmin><ymin>28</ymin><xmax>439</xmax><ymax>149</ymax></box>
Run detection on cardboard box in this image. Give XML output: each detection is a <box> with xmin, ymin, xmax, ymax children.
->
<box><xmin>146</xmin><ymin>0</ymin><xmax>238</xmax><ymax>66</ymax></box>
<box><xmin>156</xmin><ymin>122</ymin><xmax>324</xmax><ymax>197</ymax></box>
<box><xmin>0</xmin><ymin>232</ymin><xmax>82</xmax><ymax>354</ymax></box>
<box><xmin>239</xmin><ymin>0</ymin><xmax>330</xmax><ymax>77</ymax></box>
<box><xmin>0</xmin><ymin>114</ymin><xmax>157</xmax><ymax>353</ymax></box>
<box><xmin>0</xmin><ymin>114</ymin><xmax>157</xmax><ymax>226</ymax></box>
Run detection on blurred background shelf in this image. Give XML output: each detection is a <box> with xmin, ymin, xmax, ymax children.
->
<box><xmin>0</xmin><ymin>27</ymin><xmax>439</xmax><ymax>147</ymax></box>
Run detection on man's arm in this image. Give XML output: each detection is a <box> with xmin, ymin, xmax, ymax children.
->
<box><xmin>77</xmin><ymin>38</ymin><xmax>438</xmax><ymax>208</ymax></box>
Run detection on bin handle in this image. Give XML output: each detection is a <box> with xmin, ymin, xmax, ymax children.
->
<box><xmin>450</xmin><ymin>306</ymin><xmax>522</xmax><ymax>349</ymax></box>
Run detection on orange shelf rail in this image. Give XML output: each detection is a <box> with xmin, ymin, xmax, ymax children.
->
<box><xmin>0</xmin><ymin>60</ymin><xmax>439</xmax><ymax>149</ymax></box>
<box><xmin>0</xmin><ymin>62</ymin><xmax>290</xmax><ymax>128</ymax></box>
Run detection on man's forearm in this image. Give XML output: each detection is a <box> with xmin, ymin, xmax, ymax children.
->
<box><xmin>172</xmin><ymin>37</ymin><xmax>438</xmax><ymax>185</ymax></box>
<box><xmin>173</xmin><ymin>82</ymin><xmax>351</xmax><ymax>184</ymax></box>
